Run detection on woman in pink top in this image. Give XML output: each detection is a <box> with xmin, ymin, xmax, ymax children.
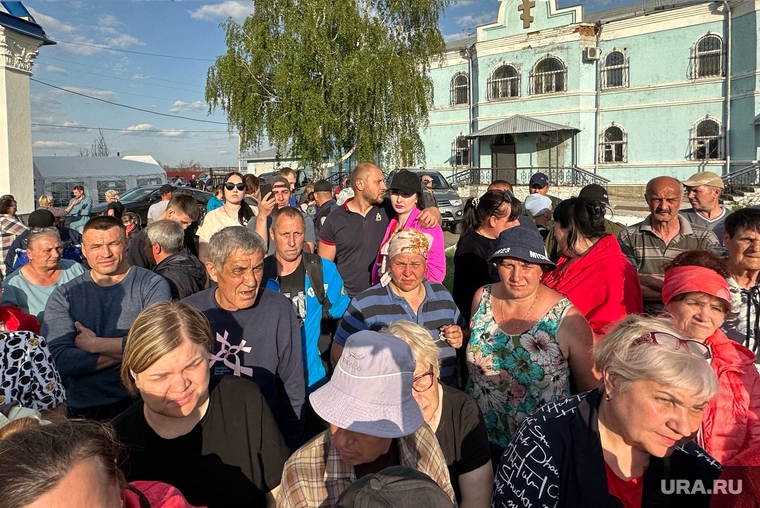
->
<box><xmin>372</xmin><ymin>170</ymin><xmax>445</xmax><ymax>284</ymax></box>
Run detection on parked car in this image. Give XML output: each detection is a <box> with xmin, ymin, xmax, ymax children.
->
<box><xmin>386</xmin><ymin>169</ymin><xmax>464</xmax><ymax>233</ymax></box>
<box><xmin>90</xmin><ymin>185</ymin><xmax>212</xmax><ymax>226</ymax></box>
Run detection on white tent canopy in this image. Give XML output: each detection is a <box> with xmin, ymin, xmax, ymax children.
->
<box><xmin>33</xmin><ymin>155</ymin><xmax>166</xmax><ymax>206</ymax></box>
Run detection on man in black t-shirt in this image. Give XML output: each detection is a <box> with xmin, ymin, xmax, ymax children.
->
<box><xmin>319</xmin><ymin>163</ymin><xmax>441</xmax><ymax>298</ymax></box>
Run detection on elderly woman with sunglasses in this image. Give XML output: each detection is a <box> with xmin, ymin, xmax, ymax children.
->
<box><xmin>197</xmin><ymin>171</ymin><xmax>260</xmax><ymax>265</ymax></box>
<box><xmin>493</xmin><ymin>314</ymin><xmax>721</xmax><ymax>508</ymax></box>
<box><xmin>386</xmin><ymin>320</ymin><xmax>492</xmax><ymax>508</ymax></box>
<box><xmin>662</xmin><ymin>254</ymin><xmax>760</xmax><ymax>465</ymax></box>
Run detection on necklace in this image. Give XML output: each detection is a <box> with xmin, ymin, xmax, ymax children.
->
<box><xmin>499</xmin><ymin>288</ymin><xmax>539</xmax><ymax>335</ymax></box>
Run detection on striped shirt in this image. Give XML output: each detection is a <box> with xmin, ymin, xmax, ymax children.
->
<box><xmin>617</xmin><ymin>214</ymin><xmax>719</xmax><ymax>276</ymax></box>
<box><xmin>335</xmin><ymin>280</ymin><xmax>464</xmax><ymax>388</ymax></box>
<box><xmin>277</xmin><ymin>424</ymin><xmax>456</xmax><ymax>508</ymax></box>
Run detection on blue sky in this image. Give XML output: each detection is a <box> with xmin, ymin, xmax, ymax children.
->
<box><xmin>26</xmin><ymin>0</ymin><xmax>638</xmax><ymax>168</ymax></box>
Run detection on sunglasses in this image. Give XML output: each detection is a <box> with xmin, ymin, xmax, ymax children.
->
<box><xmin>225</xmin><ymin>182</ymin><xmax>246</xmax><ymax>191</ymax></box>
<box><xmin>491</xmin><ymin>190</ymin><xmax>513</xmax><ymax>215</ymax></box>
<box><xmin>633</xmin><ymin>332</ymin><xmax>711</xmax><ymax>359</ymax></box>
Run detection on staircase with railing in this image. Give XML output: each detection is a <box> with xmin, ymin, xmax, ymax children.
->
<box><xmin>722</xmin><ymin>163</ymin><xmax>760</xmax><ymax>199</ymax></box>
<box><xmin>449</xmin><ymin>166</ymin><xmax>610</xmax><ymax>188</ymax></box>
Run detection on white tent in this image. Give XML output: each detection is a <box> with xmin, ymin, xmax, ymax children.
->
<box><xmin>33</xmin><ymin>155</ymin><xmax>166</xmax><ymax>206</ymax></box>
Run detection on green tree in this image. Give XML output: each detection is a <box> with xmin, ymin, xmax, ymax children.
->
<box><xmin>205</xmin><ymin>0</ymin><xmax>447</xmax><ymax>174</ymax></box>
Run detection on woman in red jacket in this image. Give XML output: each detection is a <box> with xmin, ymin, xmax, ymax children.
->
<box><xmin>542</xmin><ymin>197</ymin><xmax>642</xmax><ymax>337</ymax></box>
<box><xmin>663</xmin><ymin>260</ymin><xmax>760</xmax><ymax>465</ymax></box>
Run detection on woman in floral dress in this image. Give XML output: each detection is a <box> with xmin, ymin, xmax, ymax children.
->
<box><xmin>465</xmin><ymin>227</ymin><xmax>598</xmax><ymax>464</ymax></box>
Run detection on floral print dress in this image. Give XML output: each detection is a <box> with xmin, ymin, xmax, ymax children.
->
<box><xmin>466</xmin><ymin>284</ymin><xmax>572</xmax><ymax>448</ymax></box>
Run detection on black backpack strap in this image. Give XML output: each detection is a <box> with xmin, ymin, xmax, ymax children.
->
<box><xmin>303</xmin><ymin>252</ymin><xmax>330</xmax><ymax>318</ymax></box>
<box><xmin>262</xmin><ymin>255</ymin><xmax>278</xmax><ymax>287</ymax></box>
<box><xmin>125</xmin><ymin>484</ymin><xmax>152</xmax><ymax>508</ymax></box>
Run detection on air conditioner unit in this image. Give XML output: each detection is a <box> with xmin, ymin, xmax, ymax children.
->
<box><xmin>584</xmin><ymin>47</ymin><xmax>601</xmax><ymax>60</ymax></box>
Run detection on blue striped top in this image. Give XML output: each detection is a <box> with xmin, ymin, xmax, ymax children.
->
<box><xmin>334</xmin><ymin>280</ymin><xmax>464</xmax><ymax>388</ymax></box>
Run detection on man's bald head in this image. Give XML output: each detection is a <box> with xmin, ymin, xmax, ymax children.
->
<box><xmin>645</xmin><ymin>176</ymin><xmax>681</xmax><ymax>198</ymax></box>
<box><xmin>351</xmin><ymin>163</ymin><xmax>380</xmax><ymax>190</ymax></box>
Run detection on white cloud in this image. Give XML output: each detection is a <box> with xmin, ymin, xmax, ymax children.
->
<box><xmin>97</xmin><ymin>14</ymin><xmax>121</xmax><ymax>27</ymax></box>
<box><xmin>69</xmin><ymin>1</ymin><xmax>84</xmax><ymax>8</ymax></box>
<box><xmin>453</xmin><ymin>0</ymin><xmax>477</xmax><ymax>6</ymax></box>
<box><xmin>189</xmin><ymin>1</ymin><xmax>254</xmax><ymax>22</ymax></box>
<box><xmin>59</xmin><ymin>35</ymin><xmax>104</xmax><ymax>56</ymax></box>
<box><xmin>169</xmin><ymin>100</ymin><xmax>206</xmax><ymax>113</ymax></box>
<box><xmin>54</xmin><ymin>86</ymin><xmax>117</xmax><ymax>101</ymax></box>
<box><xmin>456</xmin><ymin>12</ymin><xmax>496</xmax><ymax>27</ymax></box>
<box><xmin>218</xmin><ymin>150</ymin><xmax>230</xmax><ymax>154</ymax></box>
<box><xmin>131</xmin><ymin>74</ymin><xmax>149</xmax><ymax>80</ymax></box>
<box><xmin>45</xmin><ymin>65</ymin><xmax>69</xmax><ymax>75</ymax></box>
<box><xmin>33</xmin><ymin>140</ymin><xmax>75</xmax><ymax>148</ymax></box>
<box><xmin>443</xmin><ymin>32</ymin><xmax>468</xmax><ymax>42</ymax></box>
<box><xmin>105</xmin><ymin>34</ymin><xmax>145</xmax><ymax>48</ymax></box>
<box><xmin>124</xmin><ymin>123</ymin><xmax>157</xmax><ymax>132</ymax></box>
<box><xmin>160</xmin><ymin>130</ymin><xmax>186</xmax><ymax>137</ymax></box>
<box><xmin>27</xmin><ymin>7</ymin><xmax>76</xmax><ymax>34</ymax></box>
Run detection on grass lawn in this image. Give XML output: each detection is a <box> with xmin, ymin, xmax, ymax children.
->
<box><xmin>443</xmin><ymin>248</ymin><xmax>455</xmax><ymax>293</ymax></box>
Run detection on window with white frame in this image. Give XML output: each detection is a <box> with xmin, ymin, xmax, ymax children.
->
<box><xmin>692</xmin><ymin>34</ymin><xmax>723</xmax><ymax>78</ymax></box>
<box><xmin>450</xmin><ymin>73</ymin><xmax>469</xmax><ymax>106</ymax></box>
<box><xmin>487</xmin><ymin>64</ymin><xmax>520</xmax><ymax>100</ymax></box>
<box><xmin>691</xmin><ymin>117</ymin><xmax>723</xmax><ymax>160</ymax></box>
<box><xmin>452</xmin><ymin>135</ymin><xmax>471</xmax><ymax>167</ymax></box>
<box><xmin>600</xmin><ymin>124</ymin><xmax>626</xmax><ymax>163</ymax></box>
<box><xmin>531</xmin><ymin>56</ymin><xmax>567</xmax><ymax>95</ymax></box>
<box><xmin>602</xmin><ymin>50</ymin><xmax>628</xmax><ymax>89</ymax></box>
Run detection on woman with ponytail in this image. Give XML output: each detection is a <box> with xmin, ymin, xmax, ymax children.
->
<box><xmin>542</xmin><ymin>197</ymin><xmax>642</xmax><ymax>337</ymax></box>
<box><xmin>452</xmin><ymin>190</ymin><xmax>521</xmax><ymax>325</ymax></box>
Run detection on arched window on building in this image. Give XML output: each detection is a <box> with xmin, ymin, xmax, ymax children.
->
<box><xmin>600</xmin><ymin>124</ymin><xmax>627</xmax><ymax>163</ymax></box>
<box><xmin>450</xmin><ymin>73</ymin><xmax>469</xmax><ymax>106</ymax></box>
<box><xmin>692</xmin><ymin>34</ymin><xmax>723</xmax><ymax>78</ymax></box>
<box><xmin>602</xmin><ymin>50</ymin><xmax>628</xmax><ymax>89</ymax></box>
<box><xmin>691</xmin><ymin>117</ymin><xmax>723</xmax><ymax>160</ymax></box>
<box><xmin>531</xmin><ymin>56</ymin><xmax>567</xmax><ymax>95</ymax></box>
<box><xmin>452</xmin><ymin>135</ymin><xmax>471</xmax><ymax>167</ymax></box>
<box><xmin>487</xmin><ymin>64</ymin><xmax>520</xmax><ymax>100</ymax></box>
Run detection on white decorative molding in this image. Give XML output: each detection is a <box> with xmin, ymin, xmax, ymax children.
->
<box><xmin>0</xmin><ymin>29</ymin><xmax>41</xmax><ymax>73</ymax></box>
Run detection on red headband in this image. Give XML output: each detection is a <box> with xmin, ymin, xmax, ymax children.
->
<box><xmin>662</xmin><ymin>265</ymin><xmax>730</xmax><ymax>306</ymax></box>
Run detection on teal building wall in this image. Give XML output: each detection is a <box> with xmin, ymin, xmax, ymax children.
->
<box><xmin>422</xmin><ymin>0</ymin><xmax>759</xmax><ymax>184</ymax></box>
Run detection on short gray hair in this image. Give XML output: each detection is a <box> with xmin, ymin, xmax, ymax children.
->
<box><xmin>27</xmin><ymin>228</ymin><xmax>61</xmax><ymax>249</ymax></box>
<box><xmin>146</xmin><ymin>220</ymin><xmax>184</xmax><ymax>255</ymax></box>
<box><xmin>208</xmin><ymin>226</ymin><xmax>266</xmax><ymax>269</ymax></box>
<box><xmin>384</xmin><ymin>320</ymin><xmax>440</xmax><ymax>379</ymax></box>
<box><xmin>594</xmin><ymin>315</ymin><xmax>718</xmax><ymax>402</ymax></box>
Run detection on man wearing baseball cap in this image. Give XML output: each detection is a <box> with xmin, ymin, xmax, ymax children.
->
<box><xmin>529</xmin><ymin>172</ymin><xmax>562</xmax><ymax>208</ymax></box>
<box><xmin>523</xmin><ymin>194</ymin><xmax>553</xmax><ymax>240</ymax></box>
<box><xmin>312</xmin><ymin>179</ymin><xmax>338</xmax><ymax>242</ymax></box>
<box><xmin>250</xmin><ymin>175</ymin><xmax>317</xmax><ymax>253</ymax></box>
<box><xmin>278</xmin><ymin>330</ymin><xmax>456</xmax><ymax>507</ymax></box>
<box><xmin>146</xmin><ymin>183</ymin><xmax>175</xmax><ymax>224</ymax></box>
<box><xmin>680</xmin><ymin>171</ymin><xmax>731</xmax><ymax>245</ymax></box>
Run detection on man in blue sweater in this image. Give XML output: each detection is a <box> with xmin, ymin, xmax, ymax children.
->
<box><xmin>43</xmin><ymin>216</ymin><xmax>171</xmax><ymax>420</ymax></box>
<box><xmin>183</xmin><ymin>225</ymin><xmax>306</xmax><ymax>449</ymax></box>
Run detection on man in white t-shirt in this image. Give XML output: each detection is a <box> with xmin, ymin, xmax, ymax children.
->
<box><xmin>146</xmin><ymin>184</ymin><xmax>175</xmax><ymax>223</ymax></box>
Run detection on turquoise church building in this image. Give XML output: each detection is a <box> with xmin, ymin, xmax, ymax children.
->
<box><xmin>423</xmin><ymin>0</ymin><xmax>760</xmax><ymax>185</ymax></box>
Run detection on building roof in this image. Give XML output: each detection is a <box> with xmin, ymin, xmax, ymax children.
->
<box><xmin>445</xmin><ymin>36</ymin><xmax>476</xmax><ymax>52</ymax></box>
<box><xmin>241</xmin><ymin>145</ymin><xmax>299</xmax><ymax>162</ymax></box>
<box><xmin>0</xmin><ymin>2</ymin><xmax>54</xmax><ymax>44</ymax></box>
<box><xmin>465</xmin><ymin>114</ymin><xmax>580</xmax><ymax>138</ymax></box>
<box><xmin>584</xmin><ymin>0</ymin><xmax>714</xmax><ymax>24</ymax></box>
<box><xmin>33</xmin><ymin>155</ymin><xmax>164</xmax><ymax>179</ymax></box>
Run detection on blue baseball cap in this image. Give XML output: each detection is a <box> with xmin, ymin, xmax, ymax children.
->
<box><xmin>529</xmin><ymin>172</ymin><xmax>549</xmax><ymax>188</ymax></box>
<box><xmin>489</xmin><ymin>226</ymin><xmax>556</xmax><ymax>269</ymax></box>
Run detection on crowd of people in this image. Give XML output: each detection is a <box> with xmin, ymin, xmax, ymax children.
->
<box><xmin>1</xmin><ymin>165</ymin><xmax>760</xmax><ymax>508</ymax></box>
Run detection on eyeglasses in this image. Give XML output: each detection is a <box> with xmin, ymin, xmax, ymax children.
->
<box><xmin>633</xmin><ymin>332</ymin><xmax>711</xmax><ymax>359</ymax></box>
<box><xmin>412</xmin><ymin>368</ymin><xmax>435</xmax><ymax>393</ymax></box>
<box><xmin>225</xmin><ymin>182</ymin><xmax>246</xmax><ymax>191</ymax></box>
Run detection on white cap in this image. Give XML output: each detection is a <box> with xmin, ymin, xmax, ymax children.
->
<box><xmin>524</xmin><ymin>194</ymin><xmax>553</xmax><ymax>218</ymax></box>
